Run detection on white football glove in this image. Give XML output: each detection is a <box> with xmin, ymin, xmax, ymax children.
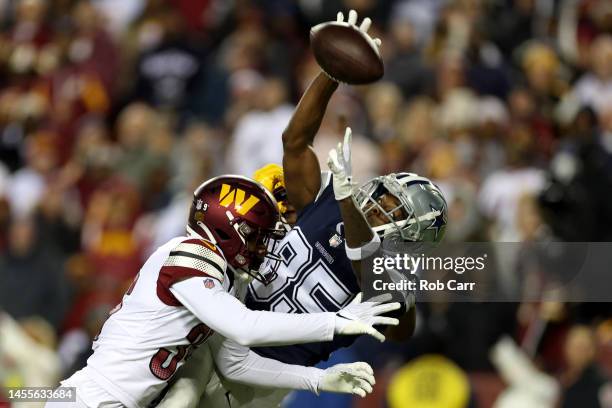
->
<box><xmin>334</xmin><ymin>293</ymin><xmax>400</xmax><ymax>342</ymax></box>
<box><xmin>336</xmin><ymin>9</ymin><xmax>382</xmax><ymax>53</ymax></box>
<box><xmin>317</xmin><ymin>362</ymin><xmax>375</xmax><ymax>397</ymax></box>
<box><xmin>328</xmin><ymin>127</ymin><xmax>356</xmax><ymax>201</ymax></box>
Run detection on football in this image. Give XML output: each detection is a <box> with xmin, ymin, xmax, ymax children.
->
<box><xmin>310</xmin><ymin>22</ymin><xmax>384</xmax><ymax>85</ymax></box>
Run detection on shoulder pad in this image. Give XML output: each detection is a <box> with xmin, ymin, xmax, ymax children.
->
<box><xmin>157</xmin><ymin>238</ymin><xmax>227</xmax><ymax>306</ymax></box>
<box><xmin>164</xmin><ymin>238</ymin><xmax>226</xmax><ymax>283</ymax></box>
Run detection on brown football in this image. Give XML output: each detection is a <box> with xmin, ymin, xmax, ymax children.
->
<box><xmin>310</xmin><ymin>22</ymin><xmax>384</xmax><ymax>85</ymax></box>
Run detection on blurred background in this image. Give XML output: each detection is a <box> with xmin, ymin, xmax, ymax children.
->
<box><xmin>0</xmin><ymin>0</ymin><xmax>611</xmax><ymax>407</ymax></box>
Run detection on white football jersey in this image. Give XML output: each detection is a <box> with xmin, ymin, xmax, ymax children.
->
<box><xmin>84</xmin><ymin>236</ymin><xmax>231</xmax><ymax>408</ymax></box>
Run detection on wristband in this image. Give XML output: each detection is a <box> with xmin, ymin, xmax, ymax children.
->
<box><xmin>345</xmin><ymin>233</ymin><xmax>381</xmax><ymax>260</ymax></box>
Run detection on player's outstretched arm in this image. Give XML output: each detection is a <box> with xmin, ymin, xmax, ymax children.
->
<box><xmin>283</xmin><ymin>10</ymin><xmax>382</xmax><ymax>212</ymax></box>
<box><xmin>328</xmin><ymin>129</ymin><xmax>416</xmax><ymax>341</ymax></box>
<box><xmin>169</xmin><ymin>277</ymin><xmax>399</xmax><ymax>346</ymax></box>
<box><xmin>212</xmin><ymin>337</ymin><xmax>375</xmax><ymax>397</ymax></box>
<box><xmin>327</xmin><ymin>127</ymin><xmax>380</xmax><ymax>281</ymax></box>
<box><xmin>282</xmin><ymin>71</ymin><xmax>337</xmax><ymax>212</ymax></box>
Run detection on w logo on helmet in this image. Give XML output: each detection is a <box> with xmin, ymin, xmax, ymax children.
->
<box><xmin>219</xmin><ymin>184</ymin><xmax>260</xmax><ymax>215</ymax></box>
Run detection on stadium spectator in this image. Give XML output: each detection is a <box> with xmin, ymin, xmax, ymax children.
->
<box><xmin>226</xmin><ymin>77</ymin><xmax>294</xmax><ymax>175</ymax></box>
<box><xmin>560</xmin><ymin>325</ymin><xmax>611</xmax><ymax>408</ymax></box>
<box><xmin>0</xmin><ymin>217</ymin><xmax>68</xmax><ymax>329</ymax></box>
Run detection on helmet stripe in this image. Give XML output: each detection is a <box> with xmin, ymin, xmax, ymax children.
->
<box><xmin>371</xmin><ymin>210</ymin><xmax>443</xmax><ymax>234</ymax></box>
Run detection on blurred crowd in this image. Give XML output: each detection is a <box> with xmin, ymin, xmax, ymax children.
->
<box><xmin>0</xmin><ymin>0</ymin><xmax>611</xmax><ymax>407</ymax></box>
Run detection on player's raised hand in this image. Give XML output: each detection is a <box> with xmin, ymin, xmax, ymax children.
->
<box><xmin>334</xmin><ymin>293</ymin><xmax>400</xmax><ymax>342</ymax></box>
<box><xmin>336</xmin><ymin>9</ymin><xmax>382</xmax><ymax>51</ymax></box>
<box><xmin>310</xmin><ymin>9</ymin><xmax>384</xmax><ymax>84</ymax></box>
<box><xmin>328</xmin><ymin>127</ymin><xmax>355</xmax><ymax>201</ymax></box>
<box><xmin>318</xmin><ymin>362</ymin><xmax>375</xmax><ymax>397</ymax></box>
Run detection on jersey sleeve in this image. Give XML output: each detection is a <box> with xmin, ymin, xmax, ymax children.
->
<box><xmin>157</xmin><ymin>238</ymin><xmax>227</xmax><ymax>306</ymax></box>
<box><xmin>212</xmin><ymin>337</ymin><xmax>322</xmax><ymax>393</ymax></box>
<box><xmin>169</xmin><ymin>277</ymin><xmax>336</xmax><ymax>347</ymax></box>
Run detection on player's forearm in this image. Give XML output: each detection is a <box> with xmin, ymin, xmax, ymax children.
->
<box><xmin>227</xmin><ymin>308</ymin><xmax>336</xmax><ymax>347</ymax></box>
<box><xmin>282</xmin><ymin>72</ymin><xmax>338</xmax><ymax>152</ymax></box>
<box><xmin>170</xmin><ymin>279</ymin><xmax>335</xmax><ymax>347</ymax></box>
<box><xmin>339</xmin><ymin>197</ymin><xmax>379</xmax><ymax>281</ymax></box>
<box><xmin>214</xmin><ymin>338</ymin><xmax>321</xmax><ymax>393</ymax></box>
<box><xmin>339</xmin><ymin>198</ymin><xmax>374</xmax><ymax>249</ymax></box>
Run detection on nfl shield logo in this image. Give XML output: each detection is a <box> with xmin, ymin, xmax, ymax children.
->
<box><xmin>203</xmin><ymin>278</ymin><xmax>215</xmax><ymax>289</ymax></box>
<box><xmin>329</xmin><ymin>234</ymin><xmax>342</xmax><ymax>248</ymax></box>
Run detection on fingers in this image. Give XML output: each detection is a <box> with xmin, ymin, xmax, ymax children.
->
<box><xmin>372</xmin><ymin>316</ymin><xmax>400</xmax><ymax>326</ymax></box>
<box><xmin>370</xmin><ymin>301</ymin><xmax>402</xmax><ymax>315</ymax></box>
<box><xmin>365</xmin><ymin>326</ymin><xmax>386</xmax><ymax>342</ymax></box>
<box><xmin>328</xmin><ymin>148</ymin><xmax>336</xmax><ymax>163</ymax></box>
<box><xmin>336</xmin><ymin>10</ymin><xmax>378</xmax><ymax>52</ymax></box>
<box><xmin>352</xmin><ymin>369</ymin><xmax>375</xmax><ymax>386</ymax></box>
<box><xmin>343</xmin><ymin>127</ymin><xmax>352</xmax><ymax>149</ymax></box>
<box><xmin>340</xmin><ymin>128</ymin><xmax>352</xmax><ymax>170</ymax></box>
<box><xmin>348</xmin><ymin>9</ymin><xmax>358</xmax><ymax>25</ymax></box>
<box><xmin>368</xmin><ymin>293</ymin><xmax>393</xmax><ymax>304</ymax></box>
<box><xmin>359</xmin><ymin>17</ymin><xmax>371</xmax><ymax>33</ymax></box>
<box><xmin>355</xmin><ymin>377</ymin><xmax>374</xmax><ymax>394</ymax></box>
<box><xmin>348</xmin><ymin>378</ymin><xmax>373</xmax><ymax>397</ymax></box>
<box><xmin>336</xmin><ymin>363</ymin><xmax>376</xmax><ymax>390</ymax></box>
<box><xmin>341</xmin><ymin>363</ymin><xmax>376</xmax><ymax>397</ymax></box>
<box><xmin>358</xmin><ymin>300</ymin><xmax>401</xmax><ymax>315</ymax></box>
<box><xmin>336</xmin><ymin>141</ymin><xmax>343</xmax><ymax>158</ymax></box>
<box><xmin>344</xmin><ymin>10</ymin><xmax>380</xmax><ymax>50</ymax></box>
<box><xmin>335</xmin><ymin>141</ymin><xmax>347</xmax><ymax>169</ymax></box>
<box><xmin>327</xmin><ymin>150</ymin><xmax>335</xmax><ymax>170</ymax></box>
<box><xmin>327</xmin><ymin>148</ymin><xmax>340</xmax><ymax>171</ymax></box>
<box><xmin>350</xmin><ymin>361</ymin><xmax>373</xmax><ymax>376</ymax></box>
<box><xmin>344</xmin><ymin>362</ymin><xmax>374</xmax><ymax>382</ymax></box>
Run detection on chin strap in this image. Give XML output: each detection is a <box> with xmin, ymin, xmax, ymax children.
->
<box><xmin>344</xmin><ymin>233</ymin><xmax>381</xmax><ymax>261</ymax></box>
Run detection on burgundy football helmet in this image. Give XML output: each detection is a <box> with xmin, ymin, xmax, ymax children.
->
<box><xmin>186</xmin><ymin>175</ymin><xmax>284</xmax><ymax>283</ymax></box>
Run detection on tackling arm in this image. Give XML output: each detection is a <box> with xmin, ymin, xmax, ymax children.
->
<box><xmin>212</xmin><ymin>336</ymin><xmax>375</xmax><ymax>397</ymax></box>
<box><xmin>170</xmin><ymin>277</ymin><xmax>397</xmax><ymax>346</ymax></box>
<box><xmin>171</xmin><ymin>278</ymin><xmax>334</xmax><ymax>346</ymax></box>
<box><xmin>282</xmin><ymin>72</ymin><xmax>338</xmax><ymax>212</ymax></box>
<box><xmin>212</xmin><ymin>336</ymin><xmax>320</xmax><ymax>393</ymax></box>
